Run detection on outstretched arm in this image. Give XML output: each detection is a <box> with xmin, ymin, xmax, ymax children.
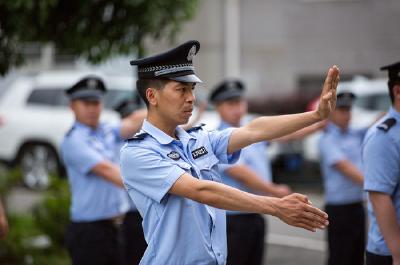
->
<box><xmin>0</xmin><ymin>199</ymin><xmax>8</xmax><ymax>240</ymax></box>
<box><xmin>169</xmin><ymin>173</ymin><xmax>328</xmax><ymax>232</ymax></box>
<box><xmin>120</xmin><ymin>108</ymin><xmax>147</xmax><ymax>139</ymax></box>
<box><xmin>225</xmin><ymin>165</ymin><xmax>291</xmax><ymax>198</ymax></box>
<box><xmin>228</xmin><ymin>66</ymin><xmax>339</xmax><ymax>154</ymax></box>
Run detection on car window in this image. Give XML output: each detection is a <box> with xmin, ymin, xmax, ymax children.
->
<box><xmin>27</xmin><ymin>89</ymin><xmax>68</xmax><ymax>106</ymax></box>
<box><xmin>103</xmin><ymin>89</ymin><xmax>133</xmax><ymax>109</ymax></box>
<box><xmin>27</xmin><ymin>88</ymin><xmax>140</xmax><ymax>110</ymax></box>
<box><xmin>354</xmin><ymin>94</ymin><xmax>391</xmax><ymax>111</ymax></box>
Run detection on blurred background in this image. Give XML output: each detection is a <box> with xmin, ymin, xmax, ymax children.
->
<box><xmin>0</xmin><ymin>0</ymin><xmax>398</xmax><ymax>264</ymax></box>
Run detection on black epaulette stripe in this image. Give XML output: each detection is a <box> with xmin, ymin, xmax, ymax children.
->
<box><xmin>65</xmin><ymin>126</ymin><xmax>75</xmax><ymax>137</ymax></box>
<box><xmin>126</xmin><ymin>132</ymin><xmax>149</xmax><ymax>141</ymax></box>
<box><xmin>186</xmin><ymin>123</ymin><xmax>206</xmax><ymax>133</ymax></box>
<box><xmin>377</xmin><ymin>118</ymin><xmax>396</xmax><ymax>132</ymax></box>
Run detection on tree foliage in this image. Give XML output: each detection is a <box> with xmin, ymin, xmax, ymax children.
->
<box><xmin>0</xmin><ymin>0</ymin><xmax>198</xmax><ymax>75</ymax></box>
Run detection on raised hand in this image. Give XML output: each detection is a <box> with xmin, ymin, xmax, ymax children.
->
<box><xmin>316</xmin><ymin>65</ymin><xmax>340</xmax><ymax>119</ymax></box>
<box><xmin>274</xmin><ymin>193</ymin><xmax>329</xmax><ymax>232</ymax></box>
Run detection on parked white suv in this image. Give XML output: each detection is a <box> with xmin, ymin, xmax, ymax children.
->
<box><xmin>303</xmin><ymin>76</ymin><xmax>391</xmax><ymax>162</ymax></box>
<box><xmin>0</xmin><ymin>70</ymin><xmax>137</xmax><ymax>190</ymax></box>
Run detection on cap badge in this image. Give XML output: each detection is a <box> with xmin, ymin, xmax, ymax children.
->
<box><xmin>87</xmin><ymin>79</ymin><xmax>98</xmax><ymax>89</ymax></box>
<box><xmin>187</xmin><ymin>45</ymin><xmax>196</xmax><ymax>61</ymax></box>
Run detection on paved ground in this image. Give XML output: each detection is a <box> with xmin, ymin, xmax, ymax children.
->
<box><xmin>264</xmin><ymin>189</ymin><xmax>327</xmax><ymax>265</ymax></box>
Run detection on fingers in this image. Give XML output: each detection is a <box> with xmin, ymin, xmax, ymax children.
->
<box><xmin>322</xmin><ymin>65</ymin><xmax>340</xmax><ymax>96</ymax></box>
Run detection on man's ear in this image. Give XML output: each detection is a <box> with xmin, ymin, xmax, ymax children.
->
<box><xmin>146</xmin><ymin>88</ymin><xmax>158</xmax><ymax>106</ymax></box>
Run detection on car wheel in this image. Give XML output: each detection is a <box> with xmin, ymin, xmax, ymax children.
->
<box><xmin>19</xmin><ymin>144</ymin><xmax>59</xmax><ymax>190</ymax></box>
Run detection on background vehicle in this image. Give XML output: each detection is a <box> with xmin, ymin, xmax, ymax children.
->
<box><xmin>0</xmin><ymin>70</ymin><xmax>138</xmax><ymax>190</ymax></box>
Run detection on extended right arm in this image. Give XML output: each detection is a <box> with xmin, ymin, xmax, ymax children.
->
<box><xmin>224</xmin><ymin>165</ymin><xmax>291</xmax><ymax>197</ymax></box>
<box><xmin>91</xmin><ymin>161</ymin><xmax>124</xmax><ymax>188</ymax></box>
<box><xmin>334</xmin><ymin>160</ymin><xmax>364</xmax><ymax>186</ymax></box>
<box><xmin>169</xmin><ymin>173</ymin><xmax>328</xmax><ymax>232</ymax></box>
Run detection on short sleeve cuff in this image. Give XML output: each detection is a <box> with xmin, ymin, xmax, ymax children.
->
<box><xmin>364</xmin><ymin>182</ymin><xmax>395</xmax><ymax>195</ymax></box>
<box><xmin>156</xmin><ymin>165</ymin><xmax>186</xmax><ymax>203</ymax></box>
<box><xmin>81</xmin><ymin>157</ymin><xmax>105</xmax><ymax>175</ymax></box>
<box><xmin>218</xmin><ymin>128</ymin><xmax>241</xmax><ymax>164</ymax></box>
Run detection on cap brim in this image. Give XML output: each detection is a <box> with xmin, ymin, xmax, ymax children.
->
<box><xmin>212</xmin><ymin>90</ymin><xmax>244</xmax><ymax>103</ymax></box>
<box><xmin>69</xmin><ymin>90</ymin><xmax>104</xmax><ymax>101</ymax></box>
<box><xmin>169</xmin><ymin>74</ymin><xmax>203</xmax><ymax>83</ymax></box>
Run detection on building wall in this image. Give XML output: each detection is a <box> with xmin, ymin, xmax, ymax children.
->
<box><xmin>150</xmin><ymin>0</ymin><xmax>400</xmax><ymax>100</ymax></box>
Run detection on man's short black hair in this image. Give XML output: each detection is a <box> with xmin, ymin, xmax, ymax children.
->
<box><xmin>136</xmin><ymin>79</ymin><xmax>169</xmax><ymax>106</ymax></box>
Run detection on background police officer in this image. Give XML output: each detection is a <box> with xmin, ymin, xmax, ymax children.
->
<box><xmin>62</xmin><ymin>76</ymin><xmax>146</xmax><ymax>265</ymax></box>
<box><xmin>364</xmin><ymin>61</ymin><xmax>400</xmax><ymax>265</ymax></box>
<box><xmin>121</xmin><ymin>40</ymin><xmax>335</xmax><ymax>265</ymax></box>
<box><xmin>319</xmin><ymin>91</ymin><xmax>366</xmax><ymax>265</ymax></box>
<box><xmin>210</xmin><ymin>79</ymin><xmax>291</xmax><ymax>265</ymax></box>
<box><xmin>210</xmin><ymin>79</ymin><xmax>326</xmax><ymax>265</ymax></box>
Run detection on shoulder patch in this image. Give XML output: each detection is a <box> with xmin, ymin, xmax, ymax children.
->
<box><xmin>126</xmin><ymin>132</ymin><xmax>149</xmax><ymax>141</ymax></box>
<box><xmin>377</xmin><ymin>118</ymin><xmax>396</xmax><ymax>132</ymax></box>
<box><xmin>186</xmin><ymin>123</ymin><xmax>206</xmax><ymax>133</ymax></box>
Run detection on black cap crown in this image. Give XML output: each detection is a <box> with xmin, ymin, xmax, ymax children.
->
<box><xmin>380</xmin><ymin>61</ymin><xmax>400</xmax><ymax>83</ymax></box>
<box><xmin>209</xmin><ymin>79</ymin><xmax>245</xmax><ymax>103</ymax></box>
<box><xmin>130</xmin><ymin>40</ymin><xmax>202</xmax><ymax>83</ymax></box>
<box><xmin>336</xmin><ymin>91</ymin><xmax>355</xmax><ymax>108</ymax></box>
<box><xmin>65</xmin><ymin>76</ymin><xmax>107</xmax><ymax>101</ymax></box>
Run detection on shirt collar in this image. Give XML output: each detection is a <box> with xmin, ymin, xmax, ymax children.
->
<box><xmin>142</xmin><ymin>120</ymin><xmax>194</xmax><ymax>145</ymax></box>
<box><xmin>74</xmin><ymin>121</ymin><xmax>103</xmax><ymax>135</ymax></box>
<box><xmin>218</xmin><ymin>119</ymin><xmax>241</xmax><ymax>130</ymax></box>
<box><xmin>326</xmin><ymin>122</ymin><xmax>347</xmax><ymax>134</ymax></box>
<box><xmin>388</xmin><ymin>107</ymin><xmax>400</xmax><ymax>120</ymax></box>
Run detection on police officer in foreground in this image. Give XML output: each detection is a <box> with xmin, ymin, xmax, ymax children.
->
<box><xmin>319</xmin><ymin>91</ymin><xmax>366</xmax><ymax>265</ymax></box>
<box><xmin>121</xmin><ymin>40</ymin><xmax>336</xmax><ymax>265</ymax></box>
<box><xmin>364</xmin><ymin>61</ymin><xmax>400</xmax><ymax>265</ymax></box>
<box><xmin>61</xmin><ymin>76</ymin><xmax>146</xmax><ymax>265</ymax></box>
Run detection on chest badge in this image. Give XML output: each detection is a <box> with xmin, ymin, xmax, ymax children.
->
<box><xmin>167</xmin><ymin>151</ymin><xmax>181</xmax><ymax>160</ymax></box>
<box><xmin>192</xmin><ymin>146</ymin><xmax>208</xmax><ymax>159</ymax></box>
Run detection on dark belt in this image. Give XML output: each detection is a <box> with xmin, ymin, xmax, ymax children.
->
<box><xmin>72</xmin><ymin>214</ymin><xmax>125</xmax><ymax>227</ymax></box>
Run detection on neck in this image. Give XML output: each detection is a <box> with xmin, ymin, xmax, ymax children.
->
<box><xmin>394</xmin><ymin>101</ymin><xmax>400</xmax><ymax>113</ymax></box>
<box><xmin>76</xmin><ymin>119</ymin><xmax>99</xmax><ymax>130</ymax></box>
<box><xmin>147</xmin><ymin>111</ymin><xmax>178</xmax><ymax>138</ymax></box>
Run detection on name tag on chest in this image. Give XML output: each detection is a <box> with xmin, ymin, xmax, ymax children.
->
<box><xmin>191</xmin><ymin>146</ymin><xmax>208</xmax><ymax>159</ymax></box>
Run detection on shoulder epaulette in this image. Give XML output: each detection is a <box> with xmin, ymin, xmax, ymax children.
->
<box><xmin>126</xmin><ymin>132</ymin><xmax>149</xmax><ymax>141</ymax></box>
<box><xmin>186</xmin><ymin>123</ymin><xmax>206</xmax><ymax>133</ymax></box>
<box><xmin>65</xmin><ymin>126</ymin><xmax>75</xmax><ymax>137</ymax></box>
<box><xmin>377</xmin><ymin>118</ymin><xmax>396</xmax><ymax>132</ymax></box>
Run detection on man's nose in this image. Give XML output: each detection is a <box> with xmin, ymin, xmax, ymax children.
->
<box><xmin>186</xmin><ymin>90</ymin><xmax>196</xmax><ymax>103</ymax></box>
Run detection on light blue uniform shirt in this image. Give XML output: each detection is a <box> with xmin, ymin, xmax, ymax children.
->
<box><xmin>120</xmin><ymin>120</ymin><xmax>240</xmax><ymax>265</ymax></box>
<box><xmin>363</xmin><ymin>107</ymin><xmax>400</xmax><ymax>256</ymax></box>
<box><xmin>319</xmin><ymin>122</ymin><xmax>365</xmax><ymax>205</ymax></box>
<box><xmin>61</xmin><ymin>121</ymin><xmax>130</xmax><ymax>222</ymax></box>
<box><xmin>218</xmin><ymin>121</ymin><xmax>271</xmax><ymax>215</ymax></box>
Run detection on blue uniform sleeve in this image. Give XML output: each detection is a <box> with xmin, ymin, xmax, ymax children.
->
<box><xmin>62</xmin><ymin>136</ymin><xmax>104</xmax><ymax>175</ymax></box>
<box><xmin>120</xmin><ymin>145</ymin><xmax>186</xmax><ymax>203</ymax></box>
<box><xmin>363</xmin><ymin>133</ymin><xmax>400</xmax><ymax>195</ymax></box>
<box><xmin>208</xmin><ymin>128</ymin><xmax>241</xmax><ymax>164</ymax></box>
<box><xmin>319</xmin><ymin>135</ymin><xmax>346</xmax><ymax>167</ymax></box>
<box><xmin>108</xmin><ymin>122</ymin><xmax>124</xmax><ymax>142</ymax></box>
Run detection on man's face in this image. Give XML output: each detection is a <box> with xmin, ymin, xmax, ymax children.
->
<box><xmin>70</xmin><ymin>99</ymin><xmax>103</xmax><ymax>128</ymax></box>
<box><xmin>151</xmin><ymin>81</ymin><xmax>196</xmax><ymax>125</ymax></box>
<box><xmin>330</xmin><ymin>107</ymin><xmax>351</xmax><ymax>130</ymax></box>
<box><xmin>216</xmin><ymin>98</ymin><xmax>247</xmax><ymax>127</ymax></box>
